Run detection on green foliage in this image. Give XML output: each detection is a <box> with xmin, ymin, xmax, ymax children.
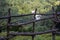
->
<box><xmin>0</xmin><ymin>0</ymin><xmax>60</xmax><ymax>40</ymax></box>
<box><xmin>0</xmin><ymin>0</ymin><xmax>59</xmax><ymax>14</ymax></box>
<box><xmin>10</xmin><ymin>34</ymin><xmax>60</xmax><ymax>40</ymax></box>
<box><xmin>0</xmin><ymin>0</ymin><xmax>60</xmax><ymax>33</ymax></box>
<box><xmin>56</xmin><ymin>5</ymin><xmax>60</xmax><ymax>12</ymax></box>
<box><xmin>1</xmin><ymin>0</ymin><xmax>58</xmax><ymax>14</ymax></box>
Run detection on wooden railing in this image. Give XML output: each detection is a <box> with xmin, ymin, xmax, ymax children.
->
<box><xmin>0</xmin><ymin>8</ymin><xmax>60</xmax><ymax>40</ymax></box>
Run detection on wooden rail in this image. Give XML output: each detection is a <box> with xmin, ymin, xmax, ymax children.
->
<box><xmin>9</xmin><ymin>29</ymin><xmax>58</xmax><ymax>36</ymax></box>
<box><xmin>0</xmin><ymin>13</ymin><xmax>60</xmax><ymax>19</ymax></box>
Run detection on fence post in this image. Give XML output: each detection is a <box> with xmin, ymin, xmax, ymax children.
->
<box><xmin>7</xmin><ymin>8</ymin><xmax>11</xmax><ymax>40</ymax></box>
<box><xmin>0</xmin><ymin>26</ymin><xmax>2</xmax><ymax>33</ymax></box>
<box><xmin>32</xmin><ymin>8</ymin><xmax>37</xmax><ymax>40</ymax></box>
<box><xmin>52</xmin><ymin>31</ymin><xmax>56</xmax><ymax>40</ymax></box>
<box><xmin>52</xmin><ymin>7</ymin><xmax>56</xmax><ymax>40</ymax></box>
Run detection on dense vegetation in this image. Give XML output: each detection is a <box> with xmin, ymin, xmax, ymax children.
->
<box><xmin>0</xmin><ymin>0</ymin><xmax>60</xmax><ymax>40</ymax></box>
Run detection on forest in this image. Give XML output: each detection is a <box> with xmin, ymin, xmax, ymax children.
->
<box><xmin>0</xmin><ymin>0</ymin><xmax>60</xmax><ymax>40</ymax></box>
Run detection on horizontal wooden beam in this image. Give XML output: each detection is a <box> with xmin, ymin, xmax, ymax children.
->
<box><xmin>56</xmin><ymin>32</ymin><xmax>60</xmax><ymax>34</ymax></box>
<box><xmin>9</xmin><ymin>29</ymin><xmax>58</xmax><ymax>36</ymax></box>
<box><xmin>0</xmin><ymin>13</ymin><xmax>60</xmax><ymax>19</ymax></box>
<box><xmin>0</xmin><ymin>36</ymin><xmax>6</xmax><ymax>40</ymax></box>
<box><xmin>0</xmin><ymin>35</ymin><xmax>16</xmax><ymax>40</ymax></box>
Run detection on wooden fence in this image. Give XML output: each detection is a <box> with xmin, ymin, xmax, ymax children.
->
<box><xmin>0</xmin><ymin>8</ymin><xmax>60</xmax><ymax>40</ymax></box>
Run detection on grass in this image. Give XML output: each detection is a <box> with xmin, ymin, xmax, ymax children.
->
<box><xmin>11</xmin><ymin>34</ymin><xmax>60</xmax><ymax>40</ymax></box>
<box><xmin>0</xmin><ymin>32</ymin><xmax>60</xmax><ymax>40</ymax></box>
